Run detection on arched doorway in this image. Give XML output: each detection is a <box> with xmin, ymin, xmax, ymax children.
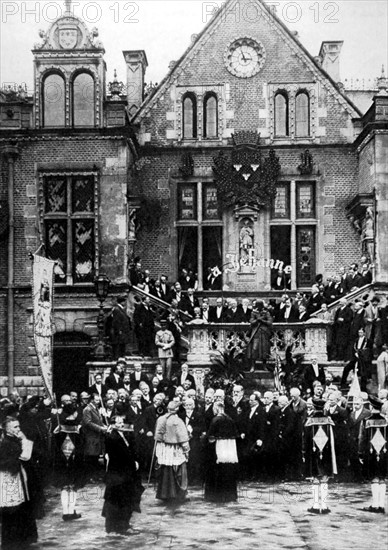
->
<box><xmin>53</xmin><ymin>332</ymin><xmax>91</xmax><ymax>398</ymax></box>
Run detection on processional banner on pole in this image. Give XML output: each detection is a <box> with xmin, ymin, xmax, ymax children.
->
<box><xmin>32</xmin><ymin>253</ymin><xmax>55</xmax><ymax>400</ymax></box>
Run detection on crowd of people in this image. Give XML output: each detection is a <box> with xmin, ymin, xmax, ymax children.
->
<box><xmin>1</xmin><ymin>356</ymin><xmax>388</xmax><ymax>546</ymax></box>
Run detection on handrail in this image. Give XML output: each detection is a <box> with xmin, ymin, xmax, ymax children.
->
<box><xmin>311</xmin><ymin>282</ymin><xmax>386</xmax><ymax>319</ymax></box>
<box><xmin>130</xmin><ymin>285</ymin><xmax>193</xmax><ymax>322</ymax></box>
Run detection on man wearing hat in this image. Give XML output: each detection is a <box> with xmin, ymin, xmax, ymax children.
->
<box><xmin>155</xmin><ymin>320</ymin><xmax>175</xmax><ymax>380</ymax></box>
<box><xmin>106</xmin><ymin>295</ymin><xmax>132</xmax><ymax>360</ymax></box>
<box><xmin>359</xmin><ymin>394</ymin><xmax>388</xmax><ymax>513</ymax></box>
<box><xmin>154</xmin><ymin>400</ymin><xmax>190</xmax><ymax>502</ymax></box>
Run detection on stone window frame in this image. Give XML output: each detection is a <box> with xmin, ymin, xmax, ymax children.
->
<box><xmin>176</xmin><ymin>85</ymin><xmax>224</xmax><ymax>143</ymax></box>
<box><xmin>37</xmin><ymin>169</ymin><xmax>100</xmax><ymax>285</ymax></box>
<box><xmin>268</xmin><ymin>82</ymin><xmax>317</xmax><ymax>142</ymax></box>
<box><xmin>36</xmin><ymin>65</ymin><xmax>100</xmax><ymax>129</ymax></box>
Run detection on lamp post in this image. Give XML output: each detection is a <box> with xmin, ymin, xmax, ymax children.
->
<box><xmin>93</xmin><ymin>274</ymin><xmax>111</xmax><ymax>360</ymax></box>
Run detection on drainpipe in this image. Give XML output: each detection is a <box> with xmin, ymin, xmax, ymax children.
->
<box><xmin>2</xmin><ymin>145</ymin><xmax>19</xmax><ymax>392</ymax></box>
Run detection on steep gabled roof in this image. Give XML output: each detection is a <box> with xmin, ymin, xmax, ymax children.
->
<box><xmin>132</xmin><ymin>0</ymin><xmax>361</xmax><ymax>124</ymax></box>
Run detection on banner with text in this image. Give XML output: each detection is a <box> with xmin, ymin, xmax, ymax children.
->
<box><xmin>32</xmin><ymin>254</ymin><xmax>55</xmax><ymax>400</ymax></box>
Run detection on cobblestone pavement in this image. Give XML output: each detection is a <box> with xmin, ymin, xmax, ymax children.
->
<box><xmin>18</xmin><ymin>480</ymin><xmax>388</xmax><ymax>550</ymax></box>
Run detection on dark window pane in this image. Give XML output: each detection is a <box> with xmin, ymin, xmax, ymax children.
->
<box><xmin>204</xmin><ymin>95</ymin><xmax>217</xmax><ymax>138</ymax></box>
<box><xmin>183</xmin><ymin>94</ymin><xmax>197</xmax><ymax>138</ymax></box>
<box><xmin>203</xmin><ymin>226</ymin><xmax>222</xmax><ymax>287</ymax></box>
<box><xmin>178</xmin><ymin>184</ymin><xmax>197</xmax><ymax>220</ymax></box>
<box><xmin>295</xmin><ymin>92</ymin><xmax>309</xmax><ymax>137</ymax></box>
<box><xmin>44</xmin><ymin>176</ymin><xmax>67</xmax><ymax>213</ymax></box>
<box><xmin>72</xmin><ymin>176</ymin><xmax>94</xmax><ymax>212</ymax></box>
<box><xmin>297</xmin><ymin>182</ymin><xmax>315</xmax><ymax>218</ymax></box>
<box><xmin>275</xmin><ymin>93</ymin><xmax>288</xmax><ymax>137</ymax></box>
<box><xmin>270</xmin><ymin>226</ymin><xmax>291</xmax><ymax>290</ymax></box>
<box><xmin>73</xmin><ymin>73</ymin><xmax>95</xmax><ymax>127</ymax></box>
<box><xmin>178</xmin><ymin>226</ymin><xmax>198</xmax><ymax>275</ymax></box>
<box><xmin>272</xmin><ymin>183</ymin><xmax>290</xmax><ymax>219</ymax></box>
<box><xmin>296</xmin><ymin>226</ymin><xmax>316</xmax><ymax>287</ymax></box>
<box><xmin>203</xmin><ymin>184</ymin><xmax>220</xmax><ymax>219</ymax></box>
<box><xmin>45</xmin><ymin>220</ymin><xmax>67</xmax><ymax>282</ymax></box>
<box><xmin>43</xmin><ymin>74</ymin><xmax>65</xmax><ymax>127</ymax></box>
<box><xmin>73</xmin><ymin>219</ymin><xmax>94</xmax><ymax>282</ymax></box>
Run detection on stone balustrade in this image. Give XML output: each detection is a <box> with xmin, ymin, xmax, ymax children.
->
<box><xmin>187</xmin><ymin>319</ymin><xmax>329</xmax><ymax>364</ymax></box>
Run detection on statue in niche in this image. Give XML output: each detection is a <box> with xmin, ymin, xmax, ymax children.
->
<box><xmin>362</xmin><ymin>206</ymin><xmax>375</xmax><ymax>261</ymax></box>
<box><xmin>239</xmin><ymin>219</ymin><xmax>254</xmax><ymax>261</ymax></box>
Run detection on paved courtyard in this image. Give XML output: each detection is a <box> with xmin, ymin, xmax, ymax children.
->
<box><xmin>20</xmin><ymin>480</ymin><xmax>388</xmax><ymax>550</ymax></box>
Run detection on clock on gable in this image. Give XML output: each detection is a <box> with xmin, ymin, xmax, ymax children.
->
<box><xmin>224</xmin><ymin>37</ymin><xmax>266</xmax><ymax>78</ymax></box>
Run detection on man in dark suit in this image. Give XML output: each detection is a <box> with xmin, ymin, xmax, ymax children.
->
<box><xmin>341</xmin><ymin>327</ymin><xmax>373</xmax><ymax>391</ymax></box>
<box><xmin>346</xmin><ymin>263</ymin><xmax>363</xmax><ymax>291</ymax></box>
<box><xmin>277</xmin><ymin>297</ymin><xmax>298</xmax><ymax>323</ymax></box>
<box><xmin>106</xmin><ymin>295</ymin><xmax>132</xmax><ymax>360</ymax></box>
<box><xmin>271</xmin><ymin>269</ymin><xmax>287</xmax><ymax>291</ymax></box>
<box><xmin>296</xmin><ymin>304</ymin><xmax>310</xmax><ymax>322</ymax></box>
<box><xmin>277</xmin><ymin>395</ymin><xmax>299</xmax><ymax>480</ymax></box>
<box><xmin>334</xmin><ymin>298</ymin><xmax>354</xmax><ymax>360</ymax></box>
<box><xmin>349</xmin><ymin>300</ymin><xmax>366</xmax><ymax>343</ymax></box>
<box><xmin>180</xmin><ymin>288</ymin><xmax>200</xmax><ymax>317</ymax></box>
<box><xmin>159</xmin><ymin>275</ymin><xmax>171</xmax><ymax>302</ymax></box>
<box><xmin>289</xmin><ymin>387</ymin><xmax>307</xmax><ymax>479</ymax></box>
<box><xmin>129</xmin><ymin>257</ymin><xmax>143</xmax><ymax>287</ymax></box>
<box><xmin>105</xmin><ymin>360</ymin><xmax>125</xmax><ymax>392</ymax></box>
<box><xmin>203</xmin><ymin>388</ymin><xmax>215</xmax><ymax>431</ymax></box>
<box><xmin>169</xmin><ymin>282</ymin><xmax>184</xmax><ymax>306</ymax></box>
<box><xmin>224</xmin><ymin>299</ymin><xmax>245</xmax><ymax>323</ymax></box>
<box><xmin>180</xmin><ymin>397</ymin><xmax>205</xmax><ymax>482</ymax></box>
<box><xmin>88</xmin><ymin>373</ymin><xmax>107</xmax><ymax>399</ymax></box>
<box><xmin>129</xmin><ymin>362</ymin><xmax>149</xmax><ymax>390</ymax></box>
<box><xmin>237</xmin><ymin>298</ymin><xmax>252</xmax><ymax>323</ymax></box>
<box><xmin>133</xmin><ymin>296</ymin><xmax>155</xmax><ymax>356</ymax></box>
<box><xmin>150</xmin><ymin>279</ymin><xmax>165</xmax><ymax>301</ymax></box>
<box><xmin>348</xmin><ymin>396</ymin><xmax>371</xmax><ymax>481</ymax></box>
<box><xmin>209</xmin><ymin>298</ymin><xmax>226</xmax><ymax>322</ymax></box>
<box><xmin>262</xmin><ymin>391</ymin><xmax>281</xmax><ymax>479</ymax></box>
<box><xmin>242</xmin><ymin>393</ymin><xmax>265</xmax><ymax>479</ymax></box>
<box><xmin>303</xmin><ymin>356</ymin><xmax>326</xmax><ymax>393</ymax></box>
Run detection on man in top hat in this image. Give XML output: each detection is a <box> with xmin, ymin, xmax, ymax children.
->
<box><xmin>359</xmin><ymin>394</ymin><xmax>388</xmax><ymax>513</ymax></box>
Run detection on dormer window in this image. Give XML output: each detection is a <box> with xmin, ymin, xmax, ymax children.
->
<box><xmin>295</xmin><ymin>91</ymin><xmax>310</xmax><ymax>137</ymax></box>
<box><xmin>274</xmin><ymin>92</ymin><xmax>289</xmax><ymax>137</ymax></box>
<box><xmin>43</xmin><ymin>72</ymin><xmax>65</xmax><ymax>127</ymax></box>
<box><xmin>203</xmin><ymin>93</ymin><xmax>218</xmax><ymax>138</ymax></box>
<box><xmin>182</xmin><ymin>93</ymin><xmax>197</xmax><ymax>139</ymax></box>
<box><xmin>72</xmin><ymin>72</ymin><xmax>95</xmax><ymax>127</ymax></box>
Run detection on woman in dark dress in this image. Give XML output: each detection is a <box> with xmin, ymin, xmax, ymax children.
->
<box><xmin>204</xmin><ymin>403</ymin><xmax>239</xmax><ymax>503</ymax></box>
<box><xmin>0</xmin><ymin>417</ymin><xmax>38</xmax><ymax>550</ymax></box>
<box><xmin>102</xmin><ymin>416</ymin><xmax>144</xmax><ymax>534</ymax></box>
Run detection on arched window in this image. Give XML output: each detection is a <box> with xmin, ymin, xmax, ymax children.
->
<box><xmin>295</xmin><ymin>91</ymin><xmax>310</xmax><ymax>137</ymax></box>
<box><xmin>203</xmin><ymin>93</ymin><xmax>218</xmax><ymax>138</ymax></box>
<box><xmin>182</xmin><ymin>93</ymin><xmax>197</xmax><ymax>139</ymax></box>
<box><xmin>72</xmin><ymin>72</ymin><xmax>95</xmax><ymax>127</ymax></box>
<box><xmin>274</xmin><ymin>92</ymin><xmax>289</xmax><ymax>137</ymax></box>
<box><xmin>43</xmin><ymin>73</ymin><xmax>65</xmax><ymax>127</ymax></box>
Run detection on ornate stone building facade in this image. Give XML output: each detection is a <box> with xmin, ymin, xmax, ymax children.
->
<box><xmin>0</xmin><ymin>0</ymin><xmax>387</xmax><ymax>394</ymax></box>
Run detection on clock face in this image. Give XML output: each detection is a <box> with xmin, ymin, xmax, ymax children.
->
<box><xmin>225</xmin><ymin>38</ymin><xmax>265</xmax><ymax>78</ymax></box>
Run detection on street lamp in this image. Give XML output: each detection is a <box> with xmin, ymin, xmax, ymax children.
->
<box><xmin>93</xmin><ymin>274</ymin><xmax>111</xmax><ymax>360</ymax></box>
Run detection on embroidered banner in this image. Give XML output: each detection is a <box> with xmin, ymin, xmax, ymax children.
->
<box><xmin>32</xmin><ymin>254</ymin><xmax>55</xmax><ymax>400</ymax></box>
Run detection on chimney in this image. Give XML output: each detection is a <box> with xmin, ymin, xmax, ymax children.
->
<box><xmin>318</xmin><ymin>41</ymin><xmax>343</xmax><ymax>83</ymax></box>
<box><xmin>122</xmin><ymin>50</ymin><xmax>148</xmax><ymax>116</ymax></box>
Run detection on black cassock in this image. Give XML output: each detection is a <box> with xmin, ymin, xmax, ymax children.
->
<box><xmin>102</xmin><ymin>429</ymin><xmax>144</xmax><ymax>534</ymax></box>
<box><xmin>204</xmin><ymin>414</ymin><xmax>239</xmax><ymax>503</ymax></box>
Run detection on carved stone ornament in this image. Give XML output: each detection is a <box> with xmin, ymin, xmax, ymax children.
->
<box><xmin>179</xmin><ymin>152</ymin><xmax>194</xmax><ymax>177</ymax></box>
<box><xmin>297</xmin><ymin>149</ymin><xmax>314</xmax><ymax>175</ymax></box>
<box><xmin>212</xmin><ymin>131</ymin><xmax>280</xmax><ymax>209</ymax></box>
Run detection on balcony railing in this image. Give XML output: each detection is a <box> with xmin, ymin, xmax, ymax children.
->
<box><xmin>187</xmin><ymin>319</ymin><xmax>329</xmax><ymax>364</ymax></box>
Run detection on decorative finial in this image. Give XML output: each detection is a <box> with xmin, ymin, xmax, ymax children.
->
<box><xmin>113</xmin><ymin>69</ymin><xmax>118</xmax><ymax>81</ymax></box>
<box><xmin>377</xmin><ymin>65</ymin><xmax>387</xmax><ymax>96</ymax></box>
<box><xmin>64</xmin><ymin>0</ymin><xmax>72</xmax><ymax>14</ymax></box>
